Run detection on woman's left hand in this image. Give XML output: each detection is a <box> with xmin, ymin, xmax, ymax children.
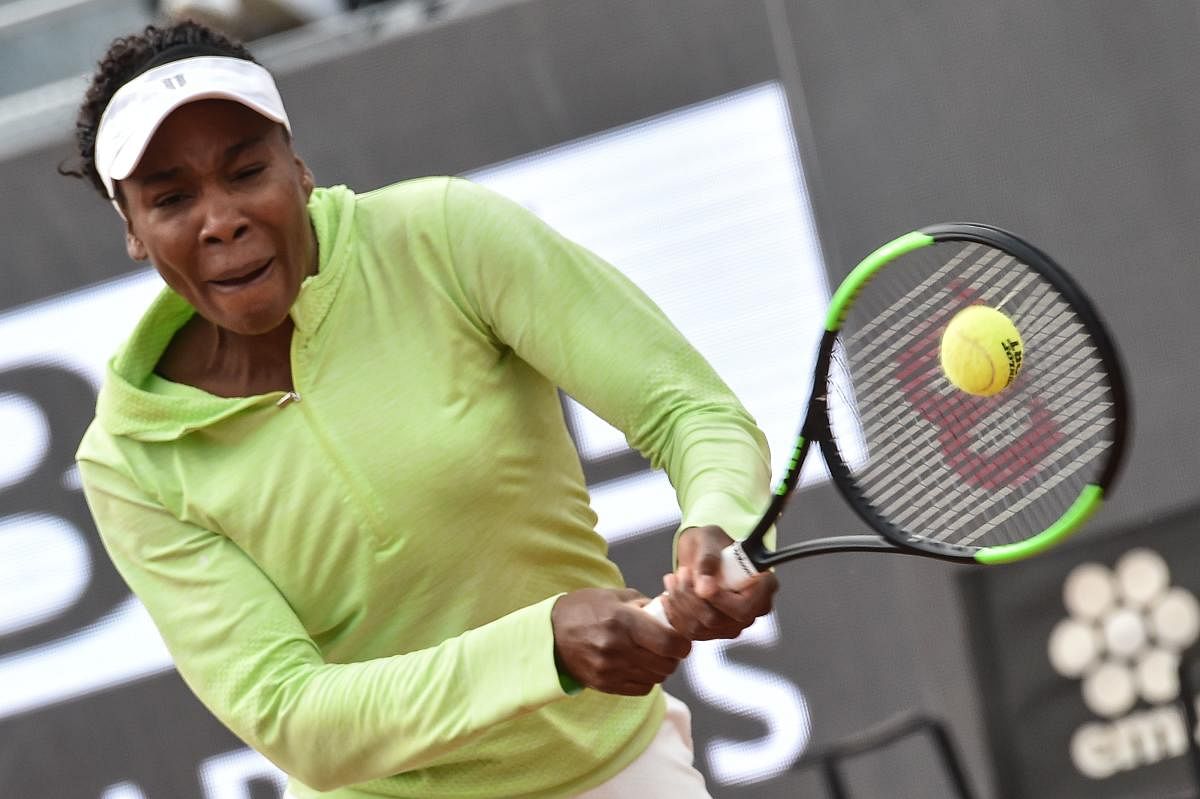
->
<box><xmin>659</xmin><ymin>525</ymin><xmax>778</xmax><ymax>640</ymax></box>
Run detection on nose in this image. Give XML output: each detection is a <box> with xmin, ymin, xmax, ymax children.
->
<box><xmin>199</xmin><ymin>193</ymin><xmax>250</xmax><ymax>245</ymax></box>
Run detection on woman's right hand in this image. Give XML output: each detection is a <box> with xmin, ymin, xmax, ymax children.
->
<box><xmin>551</xmin><ymin>588</ymin><xmax>693</xmax><ymax>696</ymax></box>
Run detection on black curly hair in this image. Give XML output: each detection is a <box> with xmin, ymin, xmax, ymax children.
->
<box><xmin>61</xmin><ymin>20</ymin><xmax>259</xmax><ymax>202</ymax></box>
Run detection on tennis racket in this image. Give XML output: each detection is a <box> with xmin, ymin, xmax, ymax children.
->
<box><xmin>646</xmin><ymin>222</ymin><xmax>1129</xmax><ymax>625</ymax></box>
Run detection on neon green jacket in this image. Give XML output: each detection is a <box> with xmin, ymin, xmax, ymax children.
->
<box><xmin>76</xmin><ymin>178</ymin><xmax>771</xmax><ymax>798</ymax></box>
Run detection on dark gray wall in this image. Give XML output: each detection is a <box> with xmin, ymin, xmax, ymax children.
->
<box><xmin>770</xmin><ymin>3</ymin><xmax>1200</xmax><ymax>796</ymax></box>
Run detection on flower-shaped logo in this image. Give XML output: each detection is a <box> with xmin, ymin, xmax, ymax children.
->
<box><xmin>1048</xmin><ymin>548</ymin><xmax>1200</xmax><ymax>718</ymax></box>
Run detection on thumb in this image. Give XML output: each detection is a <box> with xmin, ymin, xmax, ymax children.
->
<box><xmin>678</xmin><ymin>525</ymin><xmax>733</xmax><ymax>599</ymax></box>
<box><xmin>693</xmin><ymin>547</ymin><xmax>724</xmax><ymax>599</ymax></box>
<box><xmin>616</xmin><ymin>588</ymin><xmax>646</xmax><ymax>605</ymax></box>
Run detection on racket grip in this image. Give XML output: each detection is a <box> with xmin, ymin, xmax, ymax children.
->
<box><xmin>718</xmin><ymin>541</ymin><xmax>760</xmax><ymax>590</ymax></box>
<box><xmin>643</xmin><ymin>542</ymin><xmax>760</xmax><ymax>627</ymax></box>
<box><xmin>644</xmin><ymin>595</ymin><xmax>670</xmax><ymax>626</ymax></box>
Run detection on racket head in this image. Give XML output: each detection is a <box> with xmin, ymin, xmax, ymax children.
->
<box><xmin>811</xmin><ymin>223</ymin><xmax>1129</xmax><ymax>565</ymax></box>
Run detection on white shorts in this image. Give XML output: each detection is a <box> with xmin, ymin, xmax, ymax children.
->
<box><xmin>573</xmin><ymin>692</ymin><xmax>711</xmax><ymax>798</ymax></box>
<box><xmin>283</xmin><ymin>693</ymin><xmax>711</xmax><ymax>799</ymax></box>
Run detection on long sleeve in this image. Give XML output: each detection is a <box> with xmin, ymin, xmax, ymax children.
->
<box><xmin>78</xmin><ymin>459</ymin><xmax>569</xmax><ymax>792</ymax></box>
<box><xmin>441</xmin><ymin>178</ymin><xmax>773</xmax><ymax>549</ymax></box>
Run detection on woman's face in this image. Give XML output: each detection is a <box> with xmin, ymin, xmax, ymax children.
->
<box><xmin>119</xmin><ymin>99</ymin><xmax>316</xmax><ymax>336</ymax></box>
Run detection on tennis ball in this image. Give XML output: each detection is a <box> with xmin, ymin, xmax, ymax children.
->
<box><xmin>939</xmin><ymin>305</ymin><xmax>1024</xmax><ymax>396</ymax></box>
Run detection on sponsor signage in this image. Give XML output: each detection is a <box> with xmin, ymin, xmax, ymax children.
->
<box><xmin>965</xmin><ymin>504</ymin><xmax>1200</xmax><ymax>798</ymax></box>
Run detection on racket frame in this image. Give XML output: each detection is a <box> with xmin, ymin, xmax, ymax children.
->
<box><xmin>735</xmin><ymin>223</ymin><xmax>1129</xmax><ymax>572</ymax></box>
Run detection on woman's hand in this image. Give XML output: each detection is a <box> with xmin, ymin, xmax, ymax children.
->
<box><xmin>551</xmin><ymin>588</ymin><xmax>692</xmax><ymax>695</ymax></box>
<box><xmin>659</xmin><ymin>525</ymin><xmax>778</xmax><ymax>640</ymax></box>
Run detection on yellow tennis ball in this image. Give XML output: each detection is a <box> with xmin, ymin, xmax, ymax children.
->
<box><xmin>939</xmin><ymin>305</ymin><xmax>1024</xmax><ymax>396</ymax></box>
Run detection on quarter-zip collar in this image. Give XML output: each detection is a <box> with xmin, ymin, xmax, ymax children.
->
<box><xmin>96</xmin><ymin>185</ymin><xmax>356</xmax><ymax>442</ymax></box>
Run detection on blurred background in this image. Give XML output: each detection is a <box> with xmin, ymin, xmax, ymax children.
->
<box><xmin>3</xmin><ymin>1</ymin><xmax>1200</xmax><ymax>797</ymax></box>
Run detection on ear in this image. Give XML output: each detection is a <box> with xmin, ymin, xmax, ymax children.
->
<box><xmin>125</xmin><ymin>225</ymin><xmax>148</xmax><ymax>261</ymax></box>
<box><xmin>114</xmin><ymin>185</ymin><xmax>148</xmax><ymax>261</ymax></box>
<box><xmin>295</xmin><ymin>155</ymin><xmax>315</xmax><ymax>198</ymax></box>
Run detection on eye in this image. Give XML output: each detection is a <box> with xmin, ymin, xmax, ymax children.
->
<box><xmin>153</xmin><ymin>192</ymin><xmax>186</xmax><ymax>209</ymax></box>
<box><xmin>234</xmin><ymin>164</ymin><xmax>266</xmax><ymax>181</ymax></box>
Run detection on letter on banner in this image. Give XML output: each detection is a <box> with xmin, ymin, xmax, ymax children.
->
<box><xmin>684</xmin><ymin>612</ymin><xmax>811</xmax><ymax>784</ymax></box>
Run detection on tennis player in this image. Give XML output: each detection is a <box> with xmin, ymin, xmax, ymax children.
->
<box><xmin>69</xmin><ymin>21</ymin><xmax>778</xmax><ymax>799</ymax></box>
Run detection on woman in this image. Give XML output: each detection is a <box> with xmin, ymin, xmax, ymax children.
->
<box><xmin>68</xmin><ymin>20</ymin><xmax>778</xmax><ymax>799</ymax></box>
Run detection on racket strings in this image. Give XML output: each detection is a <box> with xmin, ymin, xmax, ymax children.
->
<box><xmin>822</xmin><ymin>244</ymin><xmax>1012</xmax><ymax>458</ymax></box>
<box><xmin>829</xmin><ymin>242</ymin><xmax>1118</xmax><ymax>550</ymax></box>
<box><xmin>884</xmin><ymin>299</ymin><xmax>1104</xmax><ymax>545</ymax></box>
<box><xmin>872</xmin><ymin>333</ymin><xmax>1107</xmax><ymax>546</ymax></box>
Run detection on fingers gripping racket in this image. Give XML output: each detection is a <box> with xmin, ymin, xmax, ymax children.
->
<box><xmin>646</xmin><ymin>223</ymin><xmax>1129</xmax><ymax>625</ymax></box>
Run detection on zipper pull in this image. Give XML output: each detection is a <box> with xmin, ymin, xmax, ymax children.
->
<box><xmin>276</xmin><ymin>390</ymin><xmax>301</xmax><ymax>408</ymax></box>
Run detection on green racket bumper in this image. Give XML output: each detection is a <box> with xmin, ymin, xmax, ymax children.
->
<box><xmin>973</xmin><ymin>485</ymin><xmax>1105</xmax><ymax>565</ymax></box>
<box><xmin>824</xmin><ymin>231</ymin><xmax>934</xmax><ymax>331</ymax></box>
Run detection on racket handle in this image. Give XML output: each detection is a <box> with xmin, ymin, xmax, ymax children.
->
<box><xmin>718</xmin><ymin>540</ymin><xmax>761</xmax><ymax>589</ymax></box>
<box><xmin>643</xmin><ymin>542</ymin><xmax>760</xmax><ymax>627</ymax></box>
<box><xmin>643</xmin><ymin>594</ymin><xmax>671</xmax><ymax>626</ymax></box>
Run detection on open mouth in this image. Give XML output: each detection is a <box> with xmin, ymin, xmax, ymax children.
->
<box><xmin>211</xmin><ymin>258</ymin><xmax>273</xmax><ymax>290</ymax></box>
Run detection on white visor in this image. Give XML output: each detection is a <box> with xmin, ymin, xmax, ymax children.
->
<box><xmin>94</xmin><ymin>56</ymin><xmax>291</xmax><ymax>200</ymax></box>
